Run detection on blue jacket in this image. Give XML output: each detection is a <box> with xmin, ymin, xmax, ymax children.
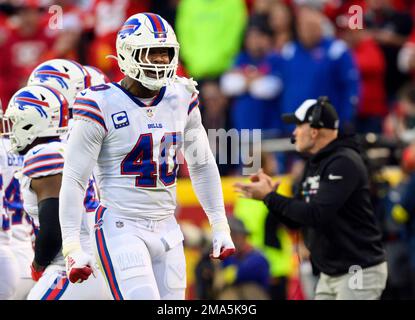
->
<box><xmin>222</xmin><ymin>248</ymin><xmax>270</xmax><ymax>290</ymax></box>
<box><xmin>229</xmin><ymin>52</ymin><xmax>282</xmax><ymax>134</ymax></box>
<box><xmin>270</xmin><ymin>38</ymin><xmax>360</xmax><ymax>133</ymax></box>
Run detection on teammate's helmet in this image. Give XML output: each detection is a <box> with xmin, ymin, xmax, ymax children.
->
<box><xmin>3</xmin><ymin>85</ymin><xmax>69</xmax><ymax>152</ymax></box>
<box><xmin>116</xmin><ymin>13</ymin><xmax>179</xmax><ymax>91</ymax></box>
<box><xmin>27</xmin><ymin>59</ymin><xmax>91</xmax><ymax>106</ymax></box>
<box><xmin>83</xmin><ymin>65</ymin><xmax>110</xmax><ymax>86</ymax></box>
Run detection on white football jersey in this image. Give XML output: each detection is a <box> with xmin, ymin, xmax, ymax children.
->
<box><xmin>0</xmin><ymin>139</ymin><xmax>12</xmax><ymax>246</ymax></box>
<box><xmin>19</xmin><ymin>141</ymin><xmax>98</xmax><ymax>265</ymax></box>
<box><xmin>72</xmin><ymin>79</ymin><xmax>199</xmax><ymax>219</ymax></box>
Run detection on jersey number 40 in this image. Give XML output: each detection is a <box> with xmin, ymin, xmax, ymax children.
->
<box><xmin>121</xmin><ymin>132</ymin><xmax>182</xmax><ymax>188</ymax></box>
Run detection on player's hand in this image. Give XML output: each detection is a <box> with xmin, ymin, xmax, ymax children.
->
<box><xmin>64</xmin><ymin>246</ymin><xmax>95</xmax><ymax>283</ymax></box>
<box><xmin>30</xmin><ymin>261</ymin><xmax>45</xmax><ymax>281</ymax></box>
<box><xmin>210</xmin><ymin>223</ymin><xmax>235</xmax><ymax>260</ymax></box>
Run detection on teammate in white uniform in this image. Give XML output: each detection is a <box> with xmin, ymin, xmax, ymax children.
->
<box><xmin>83</xmin><ymin>66</ymin><xmax>110</xmax><ymax>87</ymax></box>
<box><xmin>27</xmin><ymin>59</ymin><xmax>92</xmax><ymax>106</ymax></box>
<box><xmin>13</xmin><ymin>59</ymin><xmax>106</xmax><ymax>299</ymax></box>
<box><xmin>1</xmin><ymin>137</ymin><xmax>36</xmax><ymax>300</ymax></box>
<box><xmin>59</xmin><ymin>13</ymin><xmax>235</xmax><ymax>300</ymax></box>
<box><xmin>0</xmin><ymin>131</ymin><xmax>19</xmax><ymax>299</ymax></box>
<box><xmin>3</xmin><ymin>85</ymin><xmax>110</xmax><ymax>300</ymax></box>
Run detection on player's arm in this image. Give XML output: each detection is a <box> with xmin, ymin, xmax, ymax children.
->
<box><xmin>184</xmin><ymin>101</ymin><xmax>235</xmax><ymax>260</ymax></box>
<box><xmin>59</xmin><ymin>98</ymin><xmax>106</xmax><ymax>282</ymax></box>
<box><xmin>30</xmin><ymin>174</ymin><xmax>62</xmax><ymax>280</ymax></box>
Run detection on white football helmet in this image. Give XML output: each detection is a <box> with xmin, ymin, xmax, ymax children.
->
<box><xmin>116</xmin><ymin>13</ymin><xmax>179</xmax><ymax>90</ymax></box>
<box><xmin>27</xmin><ymin>59</ymin><xmax>91</xmax><ymax>106</ymax></box>
<box><xmin>3</xmin><ymin>85</ymin><xmax>69</xmax><ymax>152</ymax></box>
<box><xmin>83</xmin><ymin>65</ymin><xmax>110</xmax><ymax>86</ymax></box>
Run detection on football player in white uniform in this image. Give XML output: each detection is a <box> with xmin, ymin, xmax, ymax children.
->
<box><xmin>0</xmin><ymin>104</ymin><xmax>19</xmax><ymax>299</ymax></box>
<box><xmin>27</xmin><ymin>59</ymin><xmax>92</xmax><ymax>106</ymax></box>
<box><xmin>10</xmin><ymin>59</ymin><xmax>105</xmax><ymax>299</ymax></box>
<box><xmin>83</xmin><ymin>65</ymin><xmax>110</xmax><ymax>87</ymax></box>
<box><xmin>59</xmin><ymin>13</ymin><xmax>235</xmax><ymax>300</ymax></box>
<box><xmin>3</xmin><ymin>85</ymin><xmax>110</xmax><ymax>300</ymax></box>
<box><xmin>2</xmin><ymin>136</ymin><xmax>36</xmax><ymax>300</ymax></box>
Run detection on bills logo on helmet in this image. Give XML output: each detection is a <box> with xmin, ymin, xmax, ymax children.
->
<box><xmin>14</xmin><ymin>91</ymin><xmax>48</xmax><ymax>118</ymax></box>
<box><xmin>118</xmin><ymin>18</ymin><xmax>142</xmax><ymax>39</ymax></box>
<box><xmin>33</xmin><ymin>65</ymin><xmax>70</xmax><ymax>90</ymax></box>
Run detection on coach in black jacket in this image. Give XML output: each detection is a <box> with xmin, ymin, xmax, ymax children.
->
<box><xmin>235</xmin><ymin>97</ymin><xmax>387</xmax><ymax>300</ymax></box>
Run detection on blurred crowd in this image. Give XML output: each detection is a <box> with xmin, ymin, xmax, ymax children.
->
<box><xmin>3</xmin><ymin>0</ymin><xmax>415</xmax><ymax>300</ymax></box>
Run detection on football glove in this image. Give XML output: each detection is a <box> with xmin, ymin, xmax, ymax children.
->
<box><xmin>210</xmin><ymin>222</ymin><xmax>236</xmax><ymax>260</ymax></box>
<box><xmin>63</xmin><ymin>243</ymin><xmax>94</xmax><ymax>283</ymax></box>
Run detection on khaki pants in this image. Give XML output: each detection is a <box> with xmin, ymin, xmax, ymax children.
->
<box><xmin>315</xmin><ymin>262</ymin><xmax>388</xmax><ymax>300</ymax></box>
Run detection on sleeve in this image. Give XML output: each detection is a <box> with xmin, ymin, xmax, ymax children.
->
<box><xmin>72</xmin><ymin>95</ymin><xmax>107</xmax><ymax>132</ymax></box>
<box><xmin>22</xmin><ymin>148</ymin><xmax>65</xmax><ymax>179</ymax></box>
<box><xmin>264</xmin><ymin>156</ymin><xmax>360</xmax><ymax>228</ymax></box>
<box><xmin>59</xmin><ymin>116</ymin><xmax>105</xmax><ymax>250</ymax></box>
<box><xmin>249</xmin><ymin>75</ymin><xmax>283</xmax><ymax>99</ymax></box>
<box><xmin>184</xmin><ymin>101</ymin><xmax>228</xmax><ymax>227</ymax></box>
<box><xmin>220</xmin><ymin>72</ymin><xmax>247</xmax><ymax>97</ymax></box>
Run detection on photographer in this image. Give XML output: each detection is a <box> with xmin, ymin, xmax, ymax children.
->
<box><xmin>235</xmin><ymin>97</ymin><xmax>387</xmax><ymax>300</ymax></box>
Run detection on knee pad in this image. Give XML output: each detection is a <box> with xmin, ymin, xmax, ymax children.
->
<box><xmin>160</xmin><ymin>244</ymin><xmax>186</xmax><ymax>299</ymax></box>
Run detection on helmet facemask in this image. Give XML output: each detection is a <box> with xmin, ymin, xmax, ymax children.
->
<box><xmin>120</xmin><ymin>44</ymin><xmax>179</xmax><ymax>91</ymax></box>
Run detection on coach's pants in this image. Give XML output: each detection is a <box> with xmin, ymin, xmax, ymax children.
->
<box><xmin>315</xmin><ymin>262</ymin><xmax>388</xmax><ymax>300</ymax></box>
<box><xmin>93</xmin><ymin>205</ymin><xmax>186</xmax><ymax>300</ymax></box>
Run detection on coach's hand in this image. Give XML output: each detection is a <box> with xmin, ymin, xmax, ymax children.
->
<box><xmin>63</xmin><ymin>243</ymin><xmax>94</xmax><ymax>283</ymax></box>
<box><xmin>234</xmin><ymin>169</ymin><xmax>278</xmax><ymax>200</ymax></box>
<box><xmin>210</xmin><ymin>222</ymin><xmax>235</xmax><ymax>260</ymax></box>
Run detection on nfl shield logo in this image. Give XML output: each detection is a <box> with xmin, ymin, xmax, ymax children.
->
<box><xmin>146</xmin><ymin>108</ymin><xmax>154</xmax><ymax>118</ymax></box>
<box><xmin>116</xmin><ymin>221</ymin><xmax>124</xmax><ymax>228</ymax></box>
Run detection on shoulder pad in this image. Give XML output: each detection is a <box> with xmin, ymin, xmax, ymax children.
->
<box><xmin>174</xmin><ymin>76</ymin><xmax>199</xmax><ymax>95</ymax></box>
<box><xmin>22</xmin><ymin>142</ymin><xmax>65</xmax><ymax>178</ymax></box>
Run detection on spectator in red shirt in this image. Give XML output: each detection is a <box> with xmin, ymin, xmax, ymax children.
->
<box><xmin>0</xmin><ymin>2</ymin><xmax>55</xmax><ymax>106</ymax></box>
<box><xmin>365</xmin><ymin>0</ymin><xmax>413</xmax><ymax>101</ymax></box>
<box><xmin>85</xmin><ymin>0</ymin><xmax>150</xmax><ymax>81</ymax></box>
<box><xmin>41</xmin><ymin>0</ymin><xmax>84</xmax><ymax>62</ymax></box>
<box><xmin>338</xmin><ymin>19</ymin><xmax>387</xmax><ymax>133</ymax></box>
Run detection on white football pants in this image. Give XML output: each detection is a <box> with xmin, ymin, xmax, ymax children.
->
<box><xmin>27</xmin><ymin>263</ymin><xmax>112</xmax><ymax>300</ymax></box>
<box><xmin>93</xmin><ymin>205</ymin><xmax>186</xmax><ymax>300</ymax></box>
<box><xmin>0</xmin><ymin>246</ymin><xmax>19</xmax><ymax>299</ymax></box>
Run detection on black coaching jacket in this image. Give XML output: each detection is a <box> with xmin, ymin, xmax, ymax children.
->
<box><xmin>263</xmin><ymin>135</ymin><xmax>386</xmax><ymax>276</ymax></box>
